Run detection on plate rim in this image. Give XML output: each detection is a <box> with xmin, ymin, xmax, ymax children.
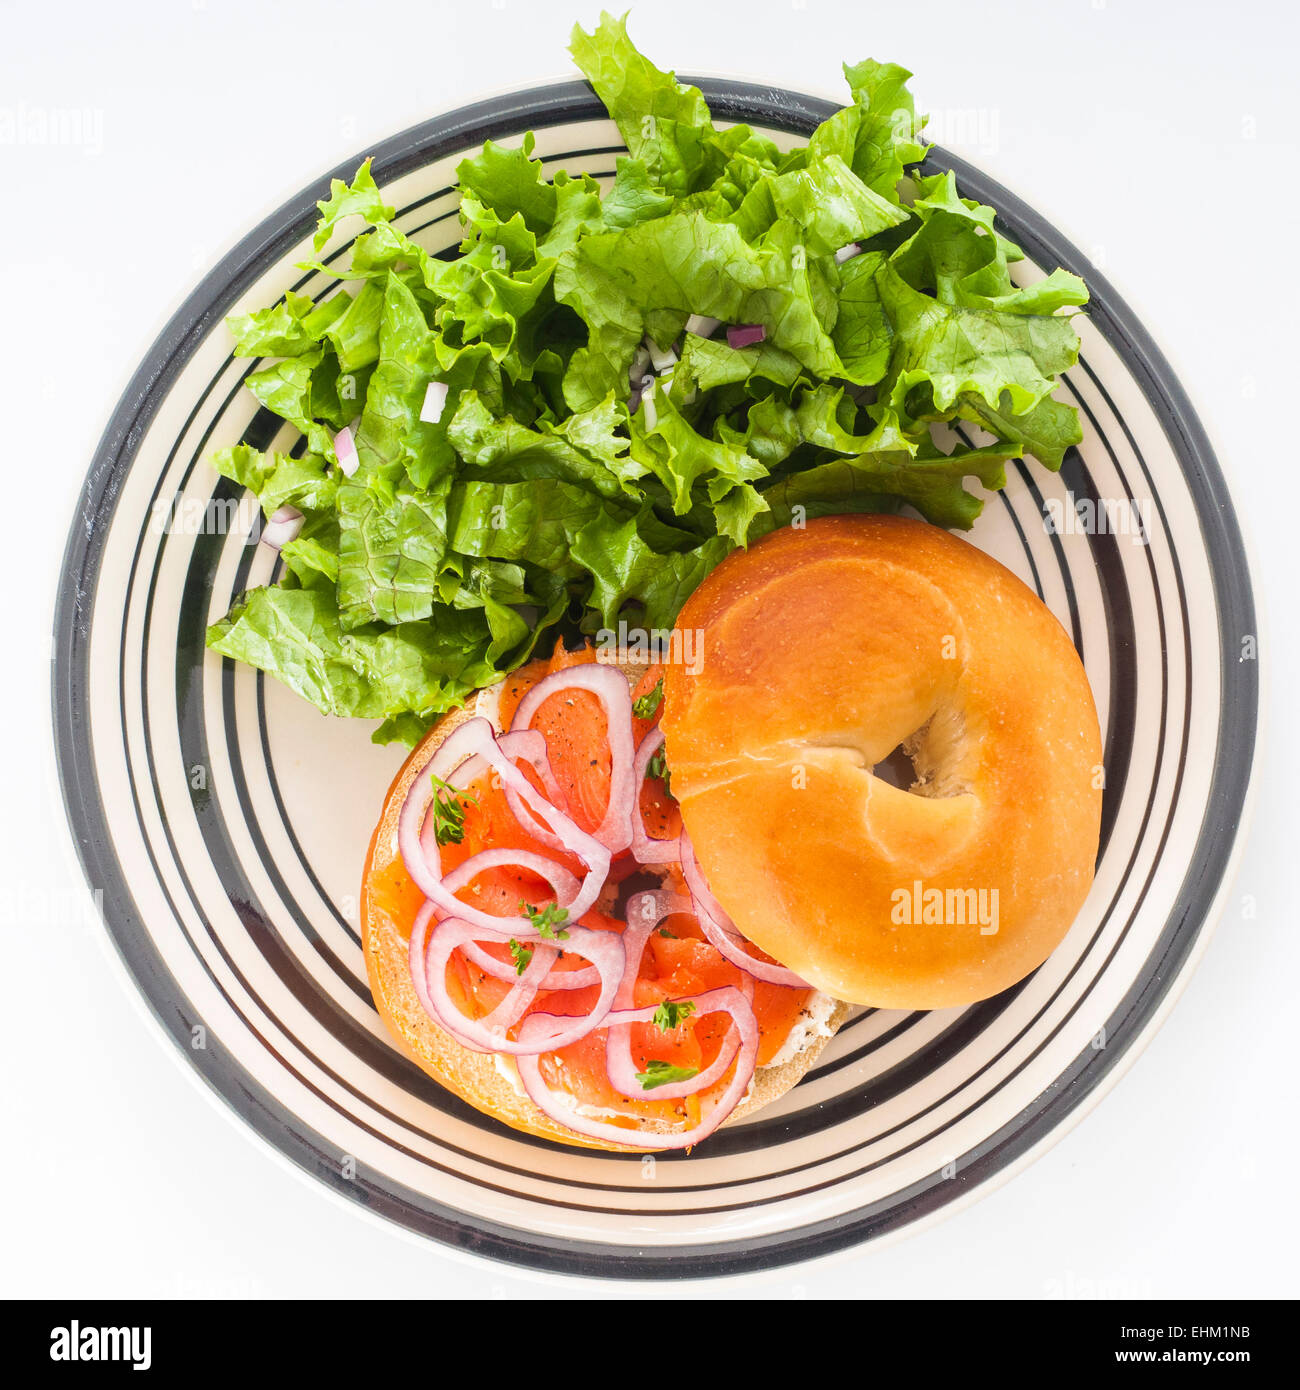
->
<box><xmin>51</xmin><ymin>76</ymin><xmax>1260</xmax><ymax>1279</ymax></box>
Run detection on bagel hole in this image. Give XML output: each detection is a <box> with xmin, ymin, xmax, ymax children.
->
<box><xmin>872</xmin><ymin>743</ymin><xmax>919</xmax><ymax>792</ymax></box>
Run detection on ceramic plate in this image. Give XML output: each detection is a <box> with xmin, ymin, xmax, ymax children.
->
<box><xmin>53</xmin><ymin>79</ymin><xmax>1259</xmax><ymax>1277</ymax></box>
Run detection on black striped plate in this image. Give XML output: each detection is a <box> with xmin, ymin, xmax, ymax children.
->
<box><xmin>53</xmin><ymin>79</ymin><xmax>1259</xmax><ymax>1278</ymax></box>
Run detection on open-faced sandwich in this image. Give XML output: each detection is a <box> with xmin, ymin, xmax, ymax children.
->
<box><xmin>361</xmin><ymin>633</ymin><xmax>854</xmax><ymax>1152</ymax></box>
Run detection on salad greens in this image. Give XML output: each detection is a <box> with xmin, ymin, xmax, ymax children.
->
<box><xmin>207</xmin><ymin>12</ymin><xmax>1087</xmax><ymax>746</ymax></box>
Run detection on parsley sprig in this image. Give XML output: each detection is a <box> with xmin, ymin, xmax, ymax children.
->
<box><xmin>508</xmin><ymin>939</ymin><xmax>534</xmax><ymax>975</ymax></box>
<box><xmin>520</xmin><ymin>899</ymin><xmax>571</xmax><ymax>940</ymax></box>
<box><xmin>633</xmin><ymin>677</ymin><xmax>664</xmax><ymax>719</ymax></box>
<box><xmin>652</xmin><ymin>999</ymin><xmax>697</xmax><ymax>1032</ymax></box>
<box><xmin>635</xmin><ymin>1059</ymin><xmax>701</xmax><ymax>1091</ymax></box>
<box><xmin>646</xmin><ymin>746</ymin><xmax>671</xmax><ymax>794</ymax></box>
<box><xmin>428</xmin><ymin>772</ymin><xmax>478</xmax><ymax>846</ymax></box>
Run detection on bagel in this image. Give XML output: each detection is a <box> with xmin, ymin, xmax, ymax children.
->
<box><xmin>660</xmin><ymin>515</ymin><xmax>1103</xmax><ymax>1010</ymax></box>
<box><xmin>361</xmin><ymin>652</ymin><xmax>853</xmax><ymax>1152</ymax></box>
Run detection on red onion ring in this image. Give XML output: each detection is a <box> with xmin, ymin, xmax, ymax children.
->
<box><xmin>614</xmin><ymin>891</ymin><xmax>691</xmax><ymax>1007</ymax></box>
<box><xmin>515</xmin><ymin>985</ymin><xmax>759</xmax><ymax>1149</ymax></box>
<box><xmin>630</xmin><ymin>725</ymin><xmax>680</xmax><ymax>864</ymax></box>
<box><xmin>679</xmin><ymin>830</ymin><xmax>811</xmax><ymax>988</ymax></box>
<box><xmin>435</xmin><ymin>847</ymin><xmax>581</xmax><ymax>912</ymax></box>
<box><xmin>455</xmin><ymin>884</ymin><xmax>682</xmax><ymax>996</ymax></box>
<box><xmin>501</xmin><ymin>733</ymin><xmax>573</xmax><ymax>854</ymax></box>
<box><xmin>411</xmin><ymin>913</ymin><xmax>625</xmax><ymax>1055</ymax></box>
<box><xmin>508</xmin><ymin>665</ymin><xmax>637</xmax><ymax>854</ymax></box>
<box><xmin>399</xmin><ymin>717</ymin><xmax>610</xmax><ymax>936</ymax></box>
<box><xmin>458</xmin><ymin>938</ymin><xmax>599</xmax><ymax>992</ymax></box>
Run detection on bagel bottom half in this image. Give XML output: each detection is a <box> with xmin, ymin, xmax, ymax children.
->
<box><xmin>661</xmin><ymin>515</ymin><xmax>1104</xmax><ymax>1011</ymax></box>
<box><xmin>361</xmin><ymin>654</ymin><xmax>852</xmax><ymax>1153</ymax></box>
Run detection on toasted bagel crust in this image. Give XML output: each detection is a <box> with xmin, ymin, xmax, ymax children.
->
<box><xmin>361</xmin><ymin>654</ymin><xmax>850</xmax><ymax>1152</ymax></box>
<box><xmin>661</xmin><ymin>515</ymin><xmax>1104</xmax><ymax>1009</ymax></box>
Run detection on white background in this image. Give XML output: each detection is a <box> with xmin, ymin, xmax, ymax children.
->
<box><xmin>4</xmin><ymin>0</ymin><xmax>1297</xmax><ymax>1299</ymax></box>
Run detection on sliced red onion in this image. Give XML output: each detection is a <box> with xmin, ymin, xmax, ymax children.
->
<box><xmin>607</xmin><ymin>993</ymin><xmax>746</xmax><ymax>1102</ymax></box>
<box><xmin>500</xmin><ymin>799</ymin><xmax>570</xmax><ymax>855</ymax></box>
<box><xmin>506</xmin><ymin>727</ymin><xmax>567</xmax><ymax>806</ymax></box>
<box><xmin>420</xmin><ymin>380</ymin><xmax>449</xmax><ymax>424</ymax></box>
<box><xmin>261</xmin><ymin>504</ymin><xmax>303</xmax><ymax>551</ymax></box>
<box><xmin>500</xmin><ymin>729</ymin><xmax>573</xmax><ymax>855</ymax></box>
<box><xmin>630</xmin><ymin>726</ymin><xmax>680</xmax><ymax>865</ymax></box>
<box><xmin>459</xmin><ymin>938</ymin><xmax>600</xmax><ymax>992</ymax></box>
<box><xmin>333</xmin><ymin>425</ymin><xmax>360</xmax><ymax>477</ymax></box>
<box><xmin>515</xmin><ymin>985</ymin><xmax>759</xmax><ymax>1149</ymax></box>
<box><xmin>615</xmin><ymin>891</ymin><xmax>691</xmax><ymax>1007</ymax></box>
<box><xmin>726</xmin><ymin>324</ymin><xmax>766</xmax><ymax>349</ymax></box>
<box><xmin>455</xmin><ymin>883</ymin><xmax>676</xmax><ymax>996</ymax></box>
<box><xmin>435</xmin><ymin>847</ymin><xmax>580</xmax><ymax>909</ymax></box>
<box><xmin>508</xmin><ymin>665</ymin><xmax>637</xmax><ymax>855</ymax></box>
<box><xmin>411</xmin><ymin>913</ymin><xmax>624</xmax><ymax>1055</ymax></box>
<box><xmin>604</xmin><ymin>891</ymin><xmax>723</xmax><ymax>1100</ymax></box>
<box><xmin>679</xmin><ymin>830</ymin><xmax>811</xmax><ymax>987</ymax></box>
<box><xmin>399</xmin><ymin>717</ymin><xmax>610</xmax><ymax>935</ymax></box>
<box><xmin>684</xmin><ymin>314</ymin><xmax>720</xmax><ymax>338</ymax></box>
<box><xmin>409</xmin><ymin>903</ymin><xmax>556</xmax><ymax>1034</ymax></box>
<box><xmin>834</xmin><ymin>242</ymin><xmax>863</xmax><ymax>265</ymax></box>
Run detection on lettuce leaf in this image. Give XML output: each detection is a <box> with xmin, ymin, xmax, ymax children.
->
<box><xmin>207</xmin><ymin>580</ymin><xmax>500</xmax><ymax>723</ymax></box>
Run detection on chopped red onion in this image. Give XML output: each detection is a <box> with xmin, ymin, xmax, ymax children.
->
<box><xmin>684</xmin><ymin>314</ymin><xmax>720</xmax><ymax>338</ymax></box>
<box><xmin>261</xmin><ymin>504</ymin><xmax>303</xmax><ymax>551</ymax></box>
<box><xmin>646</xmin><ymin>338</ymin><xmax>678</xmax><ymax>374</ymax></box>
<box><xmin>333</xmin><ymin>425</ymin><xmax>360</xmax><ymax>478</ymax></box>
<box><xmin>834</xmin><ymin>242</ymin><xmax>863</xmax><ymax>265</ymax></box>
<box><xmin>419</xmin><ymin>380</ymin><xmax>449</xmax><ymax>424</ymax></box>
<box><xmin>628</xmin><ymin>369</ymin><xmax>656</xmax><ymax>414</ymax></box>
<box><xmin>726</xmin><ymin>324</ymin><xmax>767</xmax><ymax>349</ymax></box>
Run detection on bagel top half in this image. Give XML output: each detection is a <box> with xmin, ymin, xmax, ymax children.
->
<box><xmin>660</xmin><ymin>514</ymin><xmax>1104</xmax><ymax>1010</ymax></box>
